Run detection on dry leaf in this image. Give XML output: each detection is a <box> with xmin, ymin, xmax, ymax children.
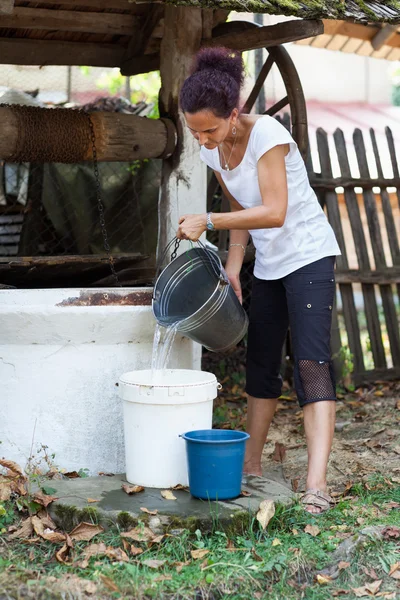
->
<box><xmin>122</xmin><ymin>483</ymin><xmax>144</xmax><ymax>495</ymax></box>
<box><xmin>175</xmin><ymin>560</ymin><xmax>190</xmax><ymax>573</ymax></box>
<box><xmin>33</xmin><ymin>490</ymin><xmax>58</xmax><ymax>507</ymax></box>
<box><xmin>84</xmin><ymin>581</ymin><xmax>97</xmax><ymax>595</ymax></box>
<box><xmin>56</xmin><ymin>543</ymin><xmax>72</xmax><ymax>564</ymax></box>
<box><xmin>393</xmin><ymin>446</ymin><xmax>400</xmax><ymax>455</ymax></box>
<box><xmin>240</xmin><ymin>490</ymin><xmax>252</xmax><ymax>497</ymax></box>
<box><xmin>305</xmin><ymin>524</ymin><xmax>320</xmax><ymax>537</ymax></box>
<box><xmin>37</xmin><ymin>511</ymin><xmax>57</xmax><ymax>530</ymax></box>
<box><xmin>292</xmin><ymin>529</ymin><xmax>299</xmax><ymax>535</ymax></box>
<box><xmin>121</xmin><ymin>526</ymin><xmax>155</xmax><ymax>543</ymax></box>
<box><xmin>70</xmin><ymin>522</ymin><xmax>104</xmax><ymax>542</ymax></box>
<box><xmin>256</xmin><ymin>499</ymin><xmax>275</xmax><ymax>530</ymax></box>
<box><xmin>130</xmin><ymin>545</ymin><xmax>143</xmax><ymax>556</ymax></box>
<box><xmin>64</xmin><ymin>471</ymin><xmax>80</xmax><ymax>479</ymax></box>
<box><xmin>366</xmin><ymin>580</ymin><xmax>382</xmax><ymax>594</ymax></box>
<box><xmin>0</xmin><ymin>459</ymin><xmax>24</xmax><ymax>477</ymax></box>
<box><xmin>272</xmin><ymin>538</ymin><xmax>282</xmax><ymax>546</ymax></box>
<box><xmin>191</xmin><ymin>549</ymin><xmax>209</xmax><ymax>560</ymax></box>
<box><xmin>140</xmin><ymin>507</ymin><xmax>158</xmax><ymax>515</ymax></box>
<box><xmin>142</xmin><ymin>559</ymin><xmax>166</xmax><ymax>569</ymax></box>
<box><xmin>87</xmin><ymin>498</ymin><xmax>100</xmax><ymax>503</ymax></box>
<box><xmin>161</xmin><ymin>490</ymin><xmax>177</xmax><ymax>500</ymax></box>
<box><xmin>104</xmin><ymin>547</ymin><xmax>129</xmax><ymax>563</ymax></box>
<box><xmin>382</xmin><ymin>526</ymin><xmax>400</xmax><ymax>540</ymax></box>
<box><xmin>8</xmin><ymin>517</ymin><xmax>33</xmax><ymax>540</ymax></box>
<box><xmin>363</xmin><ymin>567</ymin><xmax>379</xmax><ymax>580</ymax></box>
<box><xmin>338</xmin><ymin>561</ymin><xmax>350</xmax><ymax>570</ymax></box>
<box><xmin>0</xmin><ymin>482</ymin><xmax>12</xmax><ymax>501</ymax></box>
<box><xmin>82</xmin><ymin>542</ymin><xmax>107</xmax><ymax>559</ymax></box>
<box><xmin>99</xmin><ymin>575</ymin><xmax>118</xmax><ymax>592</ymax></box>
<box><xmin>374</xmin><ymin>390</ymin><xmax>384</xmax><ymax>397</ymax></box>
<box><xmin>154</xmin><ymin>575</ymin><xmax>172</xmax><ymax>582</ymax></box>
<box><xmin>316</xmin><ymin>574</ymin><xmax>332</xmax><ymax>585</ymax></box>
<box><xmin>272</xmin><ymin>441</ymin><xmax>287</xmax><ymax>462</ymax></box>
<box><xmin>171</xmin><ymin>484</ymin><xmax>189</xmax><ymax>491</ymax></box>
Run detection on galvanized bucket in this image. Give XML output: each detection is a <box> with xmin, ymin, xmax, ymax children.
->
<box><xmin>152</xmin><ymin>241</ymin><xmax>248</xmax><ymax>352</ymax></box>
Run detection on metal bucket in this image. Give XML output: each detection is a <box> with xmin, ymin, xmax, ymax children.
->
<box><xmin>152</xmin><ymin>244</ymin><xmax>248</xmax><ymax>352</ymax></box>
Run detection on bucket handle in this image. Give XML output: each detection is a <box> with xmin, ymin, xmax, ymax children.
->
<box><xmin>155</xmin><ymin>237</ymin><xmax>228</xmax><ymax>286</ymax></box>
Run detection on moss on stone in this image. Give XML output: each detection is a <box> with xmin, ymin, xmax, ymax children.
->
<box><xmin>116</xmin><ymin>511</ymin><xmax>138</xmax><ymax>531</ymax></box>
<box><xmin>79</xmin><ymin>507</ymin><xmax>100</xmax><ymax>525</ymax></box>
<box><xmin>54</xmin><ymin>504</ymin><xmax>80</xmax><ymax>532</ymax></box>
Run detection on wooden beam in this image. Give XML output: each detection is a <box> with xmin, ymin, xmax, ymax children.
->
<box><xmin>323</xmin><ymin>19</ymin><xmax>400</xmax><ymax>49</ymax></box>
<box><xmin>371</xmin><ymin>24</ymin><xmax>398</xmax><ymax>51</ymax></box>
<box><xmin>0</xmin><ymin>0</ymin><xmax>13</xmax><ymax>14</ymax></box>
<box><xmin>120</xmin><ymin>52</ymin><xmax>159</xmax><ymax>76</ymax></box>
<box><xmin>203</xmin><ymin>19</ymin><xmax>323</xmax><ymax>51</ymax></box>
<box><xmin>120</xmin><ymin>4</ymin><xmax>164</xmax><ymax>75</ymax></box>
<box><xmin>0</xmin><ymin>7</ymin><xmax>139</xmax><ymax>35</ymax></box>
<box><xmin>0</xmin><ymin>37</ymin><xmax>124</xmax><ymax>67</ymax></box>
<box><xmin>14</xmin><ymin>0</ymin><xmax>140</xmax><ymax>10</ymax></box>
<box><xmin>0</xmin><ymin>107</ymin><xmax>176</xmax><ymax>163</ymax></box>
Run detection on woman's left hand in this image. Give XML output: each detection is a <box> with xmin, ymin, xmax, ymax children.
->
<box><xmin>177</xmin><ymin>214</ymin><xmax>207</xmax><ymax>241</ymax></box>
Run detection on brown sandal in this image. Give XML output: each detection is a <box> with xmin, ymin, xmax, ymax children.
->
<box><xmin>300</xmin><ymin>489</ymin><xmax>333</xmax><ymax>514</ymax></box>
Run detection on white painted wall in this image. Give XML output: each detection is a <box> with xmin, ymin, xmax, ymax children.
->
<box><xmin>0</xmin><ymin>288</ymin><xmax>202</xmax><ymax>475</ymax></box>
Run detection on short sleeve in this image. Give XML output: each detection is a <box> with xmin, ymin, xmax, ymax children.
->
<box><xmin>250</xmin><ymin>116</ymin><xmax>297</xmax><ymax>163</ymax></box>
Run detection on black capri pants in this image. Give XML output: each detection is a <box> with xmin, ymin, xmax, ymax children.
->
<box><xmin>246</xmin><ymin>256</ymin><xmax>337</xmax><ymax>407</ymax></box>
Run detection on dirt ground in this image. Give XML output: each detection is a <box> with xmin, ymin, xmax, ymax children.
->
<box><xmin>260</xmin><ymin>382</ymin><xmax>400</xmax><ymax>495</ymax></box>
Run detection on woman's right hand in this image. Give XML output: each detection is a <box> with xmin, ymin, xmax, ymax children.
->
<box><xmin>226</xmin><ymin>271</ymin><xmax>242</xmax><ymax>305</ymax></box>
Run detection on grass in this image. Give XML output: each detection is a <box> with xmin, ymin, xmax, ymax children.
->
<box><xmin>0</xmin><ymin>475</ymin><xmax>399</xmax><ymax>599</ymax></box>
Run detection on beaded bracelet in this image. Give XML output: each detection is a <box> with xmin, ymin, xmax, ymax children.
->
<box><xmin>229</xmin><ymin>243</ymin><xmax>246</xmax><ymax>254</ymax></box>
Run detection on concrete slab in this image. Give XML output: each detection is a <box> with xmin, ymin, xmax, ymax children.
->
<box><xmin>45</xmin><ymin>474</ymin><xmax>295</xmax><ymax>533</ymax></box>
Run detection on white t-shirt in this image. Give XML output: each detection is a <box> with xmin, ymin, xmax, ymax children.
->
<box><xmin>200</xmin><ymin>116</ymin><xmax>341</xmax><ymax>280</ymax></box>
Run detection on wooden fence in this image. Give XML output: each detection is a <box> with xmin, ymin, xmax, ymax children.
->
<box><xmin>309</xmin><ymin>126</ymin><xmax>400</xmax><ymax>386</ymax></box>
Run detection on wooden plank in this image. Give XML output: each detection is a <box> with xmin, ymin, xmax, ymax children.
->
<box><xmin>354</xmin><ymin>128</ymin><xmax>400</xmax><ymax>368</ymax></box>
<box><xmin>202</xmin><ymin>8</ymin><xmax>214</xmax><ymax>39</ymax></box>
<box><xmin>0</xmin><ymin>107</ymin><xmax>176</xmax><ymax>162</ymax></box>
<box><xmin>15</xmin><ymin>0</ymin><xmax>142</xmax><ymax>10</ymax></box>
<box><xmin>371</xmin><ymin>24</ymin><xmax>398</xmax><ymax>50</ymax></box>
<box><xmin>335</xmin><ymin>268</ymin><xmax>400</xmax><ymax>284</ymax></box>
<box><xmin>310</xmin><ymin>176</ymin><xmax>400</xmax><ymax>190</ymax></box>
<box><xmin>0</xmin><ymin>6</ymin><xmax>139</xmax><ymax>34</ymax></box>
<box><xmin>385</xmin><ymin>126</ymin><xmax>400</xmax><ymax>210</ymax></box>
<box><xmin>353</xmin><ymin>366</ymin><xmax>400</xmax><ymax>386</ymax></box>
<box><xmin>0</xmin><ymin>234</ymin><xmax>19</xmax><ymax>243</ymax></box>
<box><xmin>203</xmin><ymin>19</ymin><xmax>324</xmax><ymax>52</ymax></box>
<box><xmin>334</xmin><ymin>128</ymin><xmax>387</xmax><ymax>370</ymax></box>
<box><xmin>323</xmin><ymin>19</ymin><xmax>400</xmax><ymax>49</ymax></box>
<box><xmin>0</xmin><ymin>37</ymin><xmax>124</xmax><ymax>67</ymax></box>
<box><xmin>120</xmin><ymin>4</ymin><xmax>163</xmax><ymax>75</ymax></box>
<box><xmin>316</xmin><ymin>127</ymin><xmax>364</xmax><ymax>375</ymax></box>
<box><xmin>370</xmin><ymin>127</ymin><xmax>400</xmax><ymax>301</ymax></box>
<box><xmin>0</xmin><ymin>0</ymin><xmax>13</xmax><ymax>14</ymax></box>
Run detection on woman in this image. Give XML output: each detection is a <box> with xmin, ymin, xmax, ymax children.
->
<box><xmin>177</xmin><ymin>47</ymin><xmax>341</xmax><ymax>514</ymax></box>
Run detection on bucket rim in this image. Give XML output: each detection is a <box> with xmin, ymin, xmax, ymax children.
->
<box><xmin>119</xmin><ymin>369</ymin><xmax>218</xmax><ymax>388</ymax></box>
<box><xmin>180</xmin><ymin>429</ymin><xmax>250</xmax><ymax>444</ymax></box>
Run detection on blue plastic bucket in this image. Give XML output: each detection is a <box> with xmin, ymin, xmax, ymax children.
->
<box><xmin>180</xmin><ymin>429</ymin><xmax>250</xmax><ymax>500</ymax></box>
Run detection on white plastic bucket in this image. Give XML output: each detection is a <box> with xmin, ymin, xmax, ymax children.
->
<box><xmin>119</xmin><ymin>369</ymin><xmax>218</xmax><ymax>488</ymax></box>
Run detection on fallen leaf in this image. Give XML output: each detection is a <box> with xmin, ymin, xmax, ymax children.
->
<box><xmin>150</xmin><ymin>534</ymin><xmax>164</xmax><ymax>544</ymax></box>
<box><xmin>37</xmin><ymin>511</ymin><xmax>57</xmax><ymax>530</ymax></box>
<box><xmin>272</xmin><ymin>441</ymin><xmax>287</xmax><ymax>462</ymax></box>
<box><xmin>55</xmin><ymin>543</ymin><xmax>72</xmax><ymax>564</ymax></box>
<box><xmin>99</xmin><ymin>575</ymin><xmax>118</xmax><ymax>592</ymax></box>
<box><xmin>363</xmin><ymin>567</ymin><xmax>379</xmax><ymax>579</ymax></box>
<box><xmin>397</xmin><ymin>400</ymin><xmax>400</xmax><ymax>410</ymax></box>
<box><xmin>256</xmin><ymin>499</ymin><xmax>275</xmax><ymax>530</ymax></box>
<box><xmin>272</xmin><ymin>538</ymin><xmax>282</xmax><ymax>546</ymax></box>
<box><xmin>121</xmin><ymin>526</ymin><xmax>155</xmax><ymax>543</ymax></box>
<box><xmin>0</xmin><ymin>482</ymin><xmax>12</xmax><ymax>501</ymax></box>
<box><xmin>305</xmin><ymin>524</ymin><xmax>320</xmax><ymax>537</ymax></box>
<box><xmin>142</xmin><ymin>559</ymin><xmax>166</xmax><ymax>569</ymax></box>
<box><xmin>388</xmin><ymin>563</ymin><xmax>400</xmax><ymax>577</ymax></box>
<box><xmin>140</xmin><ymin>507</ymin><xmax>158</xmax><ymax>515</ymax></box>
<box><xmin>161</xmin><ymin>490</ymin><xmax>177</xmax><ymax>501</ymax></box>
<box><xmin>338</xmin><ymin>561</ymin><xmax>350</xmax><ymax>570</ymax></box>
<box><xmin>316</xmin><ymin>574</ymin><xmax>332</xmax><ymax>585</ymax></box>
<box><xmin>252</xmin><ymin>548</ymin><xmax>263</xmax><ymax>561</ymax></box>
<box><xmin>374</xmin><ymin>390</ymin><xmax>384</xmax><ymax>397</ymax></box>
<box><xmin>63</xmin><ymin>471</ymin><xmax>80</xmax><ymax>479</ymax></box>
<box><xmin>98</xmin><ymin>472</ymin><xmax>115</xmax><ymax>477</ymax></box>
<box><xmin>130</xmin><ymin>545</ymin><xmax>143</xmax><ymax>556</ymax></box>
<box><xmin>70</xmin><ymin>522</ymin><xmax>104</xmax><ymax>542</ymax></box>
<box><xmin>382</xmin><ymin>526</ymin><xmax>400</xmax><ymax>540</ymax></box>
<box><xmin>8</xmin><ymin>518</ymin><xmax>33</xmax><ymax>540</ymax></box>
<box><xmin>175</xmin><ymin>560</ymin><xmax>190</xmax><ymax>572</ymax></box>
<box><xmin>122</xmin><ymin>483</ymin><xmax>144</xmax><ymax>495</ymax></box>
<box><xmin>84</xmin><ymin>581</ymin><xmax>97</xmax><ymax>595</ymax></box>
<box><xmin>365</xmin><ymin>580</ymin><xmax>382</xmax><ymax>595</ymax></box>
<box><xmin>104</xmin><ymin>547</ymin><xmax>129</xmax><ymax>562</ymax></box>
<box><xmin>292</xmin><ymin>529</ymin><xmax>299</xmax><ymax>535</ymax></box>
<box><xmin>33</xmin><ymin>491</ymin><xmax>58</xmax><ymax>507</ymax></box>
<box><xmin>171</xmin><ymin>484</ymin><xmax>189</xmax><ymax>491</ymax></box>
<box><xmin>0</xmin><ymin>459</ymin><xmax>24</xmax><ymax>477</ymax></box>
<box><xmin>393</xmin><ymin>446</ymin><xmax>400</xmax><ymax>455</ymax></box>
<box><xmin>87</xmin><ymin>498</ymin><xmax>100</xmax><ymax>503</ymax></box>
<box><xmin>240</xmin><ymin>490</ymin><xmax>252</xmax><ymax>497</ymax></box>
<box><xmin>82</xmin><ymin>542</ymin><xmax>107</xmax><ymax>559</ymax></box>
<box><xmin>191</xmin><ymin>549</ymin><xmax>209</xmax><ymax>560</ymax></box>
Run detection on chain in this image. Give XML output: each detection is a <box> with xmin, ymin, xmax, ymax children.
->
<box><xmin>170</xmin><ymin>238</ymin><xmax>181</xmax><ymax>261</ymax></box>
<box><xmin>86</xmin><ymin>113</ymin><xmax>121</xmax><ymax>288</ymax></box>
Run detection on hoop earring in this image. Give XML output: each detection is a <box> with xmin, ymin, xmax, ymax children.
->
<box><xmin>232</xmin><ymin>126</ymin><xmax>237</xmax><ymax>135</ymax></box>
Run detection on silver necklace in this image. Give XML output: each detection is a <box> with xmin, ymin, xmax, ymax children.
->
<box><xmin>220</xmin><ymin>131</ymin><xmax>238</xmax><ymax>171</ymax></box>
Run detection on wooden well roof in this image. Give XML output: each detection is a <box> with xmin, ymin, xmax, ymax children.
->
<box><xmin>0</xmin><ymin>1</ymin><xmax>399</xmax><ymax>71</ymax></box>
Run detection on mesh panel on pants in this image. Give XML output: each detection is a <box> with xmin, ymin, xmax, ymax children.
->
<box><xmin>298</xmin><ymin>359</ymin><xmax>335</xmax><ymax>402</ymax></box>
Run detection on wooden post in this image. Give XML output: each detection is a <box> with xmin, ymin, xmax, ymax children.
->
<box><xmin>0</xmin><ymin>0</ymin><xmax>13</xmax><ymax>14</ymax></box>
<box><xmin>157</xmin><ymin>6</ymin><xmax>205</xmax><ymax>258</ymax></box>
